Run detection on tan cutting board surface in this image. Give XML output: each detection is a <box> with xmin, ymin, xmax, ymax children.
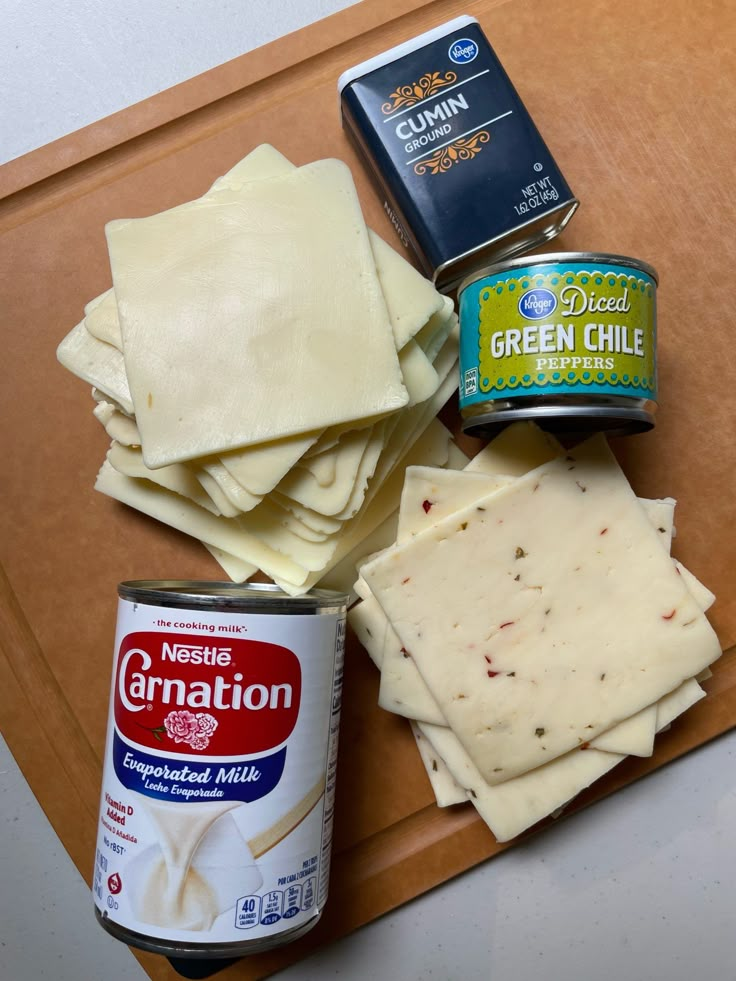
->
<box><xmin>1</xmin><ymin>0</ymin><xmax>735</xmax><ymax>978</ymax></box>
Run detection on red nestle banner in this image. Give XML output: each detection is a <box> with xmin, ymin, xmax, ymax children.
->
<box><xmin>114</xmin><ymin>632</ymin><xmax>301</xmax><ymax>756</ymax></box>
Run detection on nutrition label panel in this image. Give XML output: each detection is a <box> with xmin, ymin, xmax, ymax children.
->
<box><xmin>235</xmin><ymin>876</ymin><xmax>318</xmax><ymax>930</ymax></box>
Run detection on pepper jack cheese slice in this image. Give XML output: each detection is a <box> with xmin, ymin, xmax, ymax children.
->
<box><xmin>356</xmin><ymin>458</ymin><xmax>709</xmax><ymax>757</ymax></box>
<box><xmin>372</xmin><ymin>424</ymin><xmax>562</xmax><ymax>725</ymax></box>
<box><xmin>419</xmin><ymin>674</ymin><xmax>706</xmax><ymax>842</ymax></box>
<box><xmin>357</xmin><ymin>427</ymin><xmax>703</xmax><ymax>758</ymax></box>
<box><xmin>363</xmin><ymin>434</ymin><xmax>721</xmax><ymax>784</ymax></box>
<box><xmin>106</xmin><ymin>160</ymin><xmax>409</xmax><ymax>468</ymax></box>
<box><xmin>411</xmin><ymin>722</ymin><xmax>466</xmax><ymax>808</ymax></box>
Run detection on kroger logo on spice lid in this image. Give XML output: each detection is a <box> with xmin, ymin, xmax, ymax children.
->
<box><xmin>448</xmin><ymin>38</ymin><xmax>479</xmax><ymax>64</ymax></box>
<box><xmin>518</xmin><ymin>287</ymin><xmax>558</xmax><ymax>320</ymax></box>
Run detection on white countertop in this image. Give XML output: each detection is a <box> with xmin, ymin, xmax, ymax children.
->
<box><xmin>2</xmin><ymin>3</ymin><xmax>734</xmax><ymax>980</ymax></box>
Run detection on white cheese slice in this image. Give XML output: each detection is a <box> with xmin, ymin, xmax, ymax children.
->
<box><xmin>274</xmin><ymin>339</ymin><xmax>441</xmax><ymax>519</ymax></box>
<box><xmin>388</xmin><ymin>469</ymin><xmax>696</xmax><ymax>756</ymax></box>
<box><xmin>305</xmin><ymin>448</ymin><xmax>338</xmax><ymax>488</ymax></box>
<box><xmin>84</xmin><ymin>287</ymin><xmax>123</xmax><ymax>348</ymax></box>
<box><xmin>57</xmin><ymin>322</ymin><xmax>134</xmax><ymax>415</ymax></box>
<box><xmin>363</xmin><ymin>434</ymin><xmax>721</xmax><ymax>784</ymax></box>
<box><xmin>272</xmin><ymin>334</ymin><xmax>457</xmax><ymax>545</ymax></box>
<box><xmin>271</xmin><ymin>419</ymin><xmax>456</xmax><ymax>596</ymax></box>
<box><xmin>446</xmin><ymin>439</ymin><xmax>471</xmax><ymax>471</ymax></box>
<box><xmin>197</xmin><ymin>459</ymin><xmax>263</xmax><ymax>513</ymax></box>
<box><xmin>203</xmin><ymin>545</ymin><xmax>257</xmax><ymax>583</ymax></box>
<box><xmin>396</xmin><ymin>468</ymin><xmax>514</xmax><ymax>542</ymax></box>
<box><xmin>396</xmin><ymin>339</ymin><xmax>440</xmax><ymax>407</ymax></box>
<box><xmin>209</xmin><ymin>143</ymin><xmax>295</xmax><ymax>189</ymax></box>
<box><xmin>107</xmin><ymin>160</ymin><xmax>408</xmax><ymax>467</ymax></box>
<box><xmin>77</xmin><ymin>143</ymin><xmax>448</xmax><ymax>515</ymax></box>
<box><xmin>411</xmin><ymin>722</ymin><xmax>467</xmax><ymax>808</ymax></box>
<box><xmin>218</xmin><ymin>432</ymin><xmax>321</xmax><ymax>499</ymax></box>
<box><xmin>270</xmin><ymin>494</ymin><xmax>344</xmax><ymax>537</ymax></box>
<box><xmin>246</xmin><ymin>500</ymin><xmax>332</xmax><ymax>545</ymax></box>
<box><xmin>107</xmin><ymin>442</ymin><xmax>219</xmax><ymax>514</ymax></box>
<box><xmin>319</xmin><ymin>511</ymin><xmax>401</xmax><ymax>601</ymax></box>
<box><xmin>192</xmin><ymin>469</ymin><xmax>242</xmax><ymax>518</ymax></box>
<box><xmin>212</xmin><ymin>144</ymin><xmax>446</xmax><ymax>353</ymax></box>
<box><xmin>358</xmin><ymin>336</ymin><xmax>458</xmax><ymax>512</ymax></box>
<box><xmin>95</xmin><ymin>461</ymin><xmax>312</xmax><ymax>586</ymax></box>
<box><xmin>277</xmin><ymin>426</ymin><xmax>382</xmax><ymax>516</ymax></box>
<box><xmin>368</xmin><ymin>233</ymin><xmax>445</xmax><ymax>350</ymax></box>
<box><xmin>413</xmin><ymin>296</ymin><xmax>456</xmax><ymax>360</ymax></box>
<box><xmin>93</xmin><ymin>402</ymin><xmax>141</xmax><ymax>446</ymax></box>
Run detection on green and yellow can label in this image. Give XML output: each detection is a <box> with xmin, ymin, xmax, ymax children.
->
<box><xmin>458</xmin><ymin>259</ymin><xmax>657</xmax><ymax>408</ymax></box>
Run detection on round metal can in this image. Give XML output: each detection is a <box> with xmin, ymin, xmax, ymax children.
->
<box><xmin>93</xmin><ymin>581</ymin><xmax>347</xmax><ymax>960</ymax></box>
<box><xmin>457</xmin><ymin>252</ymin><xmax>658</xmax><ymax>437</ymax></box>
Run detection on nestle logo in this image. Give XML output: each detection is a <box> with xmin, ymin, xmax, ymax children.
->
<box><xmin>449</xmin><ymin>38</ymin><xmax>479</xmax><ymax>64</ymax></box>
<box><xmin>162</xmin><ymin>642</ymin><xmax>232</xmax><ymax>666</ymax></box>
<box><xmin>518</xmin><ymin>288</ymin><xmax>558</xmax><ymax>320</ymax></box>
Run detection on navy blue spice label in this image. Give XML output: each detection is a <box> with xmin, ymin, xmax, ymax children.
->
<box><xmin>341</xmin><ymin>21</ymin><xmax>576</xmax><ymax>280</ymax></box>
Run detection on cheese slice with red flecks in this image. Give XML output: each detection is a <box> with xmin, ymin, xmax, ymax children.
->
<box><xmin>362</xmin><ymin>434</ymin><xmax>721</xmax><ymax>785</ymax></box>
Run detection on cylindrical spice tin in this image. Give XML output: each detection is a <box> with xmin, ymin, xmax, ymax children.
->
<box><xmin>93</xmin><ymin>581</ymin><xmax>347</xmax><ymax>959</ymax></box>
<box><xmin>458</xmin><ymin>253</ymin><xmax>658</xmax><ymax>436</ymax></box>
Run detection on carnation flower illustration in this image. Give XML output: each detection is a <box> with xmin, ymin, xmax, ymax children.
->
<box><xmin>164</xmin><ymin>709</ymin><xmax>199</xmax><ymax>743</ymax></box>
<box><xmin>136</xmin><ymin>710</ymin><xmax>218</xmax><ymax>750</ymax></box>
<box><xmin>146</xmin><ymin>710</ymin><xmax>220</xmax><ymax>750</ymax></box>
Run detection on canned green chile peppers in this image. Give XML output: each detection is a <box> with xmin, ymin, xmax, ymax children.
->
<box><xmin>458</xmin><ymin>253</ymin><xmax>658</xmax><ymax>437</ymax></box>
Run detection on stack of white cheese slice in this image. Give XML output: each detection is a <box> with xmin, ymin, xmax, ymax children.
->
<box><xmin>349</xmin><ymin>423</ymin><xmax>720</xmax><ymax>841</ymax></box>
<box><xmin>57</xmin><ymin>145</ymin><xmax>464</xmax><ymax>595</ymax></box>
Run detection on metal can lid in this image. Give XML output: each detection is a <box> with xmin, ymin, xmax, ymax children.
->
<box><xmin>457</xmin><ymin>251</ymin><xmax>659</xmax><ymax>296</ymax></box>
<box><xmin>117</xmin><ymin>580</ymin><xmax>348</xmax><ymax>614</ymax></box>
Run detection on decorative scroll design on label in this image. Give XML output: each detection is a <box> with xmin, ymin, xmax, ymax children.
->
<box><xmin>414</xmin><ymin>131</ymin><xmax>490</xmax><ymax>176</ymax></box>
<box><xmin>381</xmin><ymin>71</ymin><xmax>457</xmax><ymax>114</ymax></box>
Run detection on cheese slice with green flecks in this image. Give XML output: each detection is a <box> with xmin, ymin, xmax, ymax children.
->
<box><xmin>411</xmin><ymin>722</ymin><xmax>466</xmax><ymax>808</ymax></box>
<box><xmin>362</xmin><ymin>434</ymin><xmax>721</xmax><ymax>785</ymax></box>
<box><xmin>418</xmin><ymin>672</ymin><xmax>707</xmax><ymax>842</ymax></box>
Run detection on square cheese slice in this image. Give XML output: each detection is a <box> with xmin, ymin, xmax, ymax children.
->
<box><xmin>419</xmin><ymin>674</ymin><xmax>705</xmax><ymax>842</ymax></box>
<box><xmin>363</xmin><ymin>434</ymin><xmax>721</xmax><ymax>784</ymax></box>
<box><xmin>106</xmin><ymin>160</ymin><xmax>408</xmax><ymax>468</ymax></box>
<box><xmin>411</xmin><ymin>722</ymin><xmax>467</xmax><ymax>808</ymax></box>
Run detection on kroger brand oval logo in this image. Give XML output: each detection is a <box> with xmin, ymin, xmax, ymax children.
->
<box><xmin>448</xmin><ymin>38</ymin><xmax>479</xmax><ymax>64</ymax></box>
<box><xmin>114</xmin><ymin>631</ymin><xmax>301</xmax><ymax>756</ymax></box>
<box><xmin>518</xmin><ymin>288</ymin><xmax>558</xmax><ymax>320</ymax></box>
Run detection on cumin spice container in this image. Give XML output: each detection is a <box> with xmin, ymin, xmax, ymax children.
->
<box><xmin>338</xmin><ymin>15</ymin><xmax>578</xmax><ymax>291</ymax></box>
<box><xmin>458</xmin><ymin>252</ymin><xmax>658</xmax><ymax>437</ymax></box>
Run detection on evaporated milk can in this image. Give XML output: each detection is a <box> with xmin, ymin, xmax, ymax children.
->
<box><xmin>93</xmin><ymin>581</ymin><xmax>347</xmax><ymax>959</ymax></box>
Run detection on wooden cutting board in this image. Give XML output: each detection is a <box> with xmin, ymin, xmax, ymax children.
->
<box><xmin>1</xmin><ymin>0</ymin><xmax>735</xmax><ymax>979</ymax></box>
